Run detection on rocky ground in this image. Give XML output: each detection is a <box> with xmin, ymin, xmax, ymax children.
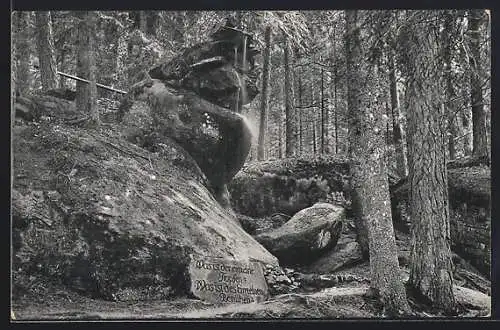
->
<box><xmin>12</xmin><ymin>258</ymin><xmax>490</xmax><ymax>320</ymax></box>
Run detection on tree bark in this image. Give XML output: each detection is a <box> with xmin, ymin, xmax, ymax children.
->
<box><xmin>284</xmin><ymin>36</ymin><xmax>297</xmax><ymax>157</ymax></box>
<box><xmin>76</xmin><ymin>11</ymin><xmax>99</xmax><ymax>125</ymax></box>
<box><xmin>388</xmin><ymin>48</ymin><xmax>408</xmax><ymax>177</ymax></box>
<box><xmin>115</xmin><ymin>32</ymin><xmax>128</xmax><ymax>91</ymax></box>
<box><xmin>298</xmin><ymin>74</ymin><xmax>303</xmax><ymax>155</ymax></box>
<box><xmin>444</xmin><ymin>12</ymin><xmax>457</xmax><ymax>160</ymax></box>
<box><xmin>468</xmin><ymin>10</ymin><xmax>489</xmax><ymax>159</ymax></box>
<box><xmin>12</xmin><ymin>11</ymin><xmax>17</xmax><ymax>192</ymax></box>
<box><xmin>310</xmin><ymin>79</ymin><xmax>317</xmax><ymax>156</ymax></box>
<box><xmin>320</xmin><ymin>65</ymin><xmax>329</xmax><ymax>154</ymax></box>
<box><xmin>15</xmin><ymin>11</ymin><xmax>31</xmax><ymax>95</ymax></box>
<box><xmin>139</xmin><ymin>11</ymin><xmax>148</xmax><ymax>34</ymax></box>
<box><xmin>235</xmin><ymin>11</ymin><xmax>243</xmax><ymax>29</ymax></box>
<box><xmin>345</xmin><ymin>10</ymin><xmax>410</xmax><ymax>317</ymax></box>
<box><xmin>403</xmin><ymin>13</ymin><xmax>456</xmax><ymax>313</ymax></box>
<box><xmin>35</xmin><ymin>11</ymin><xmax>58</xmax><ymax>91</ymax></box>
<box><xmin>257</xmin><ymin>26</ymin><xmax>271</xmax><ymax>161</ymax></box>
<box><xmin>146</xmin><ymin>11</ymin><xmax>160</xmax><ymax>36</ymax></box>
<box><xmin>278</xmin><ymin>110</ymin><xmax>283</xmax><ymax>159</ymax></box>
<box><xmin>331</xmin><ymin>22</ymin><xmax>339</xmax><ymax>155</ymax></box>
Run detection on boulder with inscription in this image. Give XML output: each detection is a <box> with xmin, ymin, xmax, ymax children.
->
<box><xmin>255</xmin><ymin>203</ymin><xmax>344</xmax><ymax>266</ymax></box>
<box><xmin>188</xmin><ymin>255</ymin><xmax>269</xmax><ymax>304</ymax></box>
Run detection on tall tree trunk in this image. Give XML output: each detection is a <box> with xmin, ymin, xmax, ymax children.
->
<box><xmin>320</xmin><ymin>65</ymin><xmax>328</xmax><ymax>154</ymax></box>
<box><xmin>312</xmin><ymin>113</ymin><xmax>317</xmax><ymax>156</ymax></box>
<box><xmin>146</xmin><ymin>11</ymin><xmax>160</xmax><ymax>36</ymax></box>
<box><xmin>444</xmin><ymin>12</ymin><xmax>457</xmax><ymax>160</ymax></box>
<box><xmin>235</xmin><ymin>11</ymin><xmax>243</xmax><ymax>29</ymax></box>
<box><xmin>404</xmin><ymin>13</ymin><xmax>456</xmax><ymax>313</ymax></box>
<box><xmin>389</xmin><ymin>49</ymin><xmax>408</xmax><ymax>177</ymax></box>
<box><xmin>310</xmin><ymin>78</ymin><xmax>317</xmax><ymax>156</ymax></box>
<box><xmin>468</xmin><ymin>10</ymin><xmax>489</xmax><ymax>159</ymax></box>
<box><xmin>331</xmin><ymin>22</ymin><xmax>339</xmax><ymax>154</ymax></box>
<box><xmin>115</xmin><ymin>32</ymin><xmax>128</xmax><ymax>91</ymax></box>
<box><xmin>35</xmin><ymin>11</ymin><xmax>58</xmax><ymax>91</ymax></box>
<box><xmin>16</xmin><ymin>11</ymin><xmax>31</xmax><ymax>95</ymax></box>
<box><xmin>345</xmin><ymin>10</ymin><xmax>410</xmax><ymax>317</ymax></box>
<box><xmin>139</xmin><ymin>11</ymin><xmax>148</xmax><ymax>33</ymax></box>
<box><xmin>278</xmin><ymin>110</ymin><xmax>283</xmax><ymax>159</ymax></box>
<box><xmin>58</xmin><ymin>49</ymin><xmax>67</xmax><ymax>89</ymax></box>
<box><xmin>257</xmin><ymin>26</ymin><xmax>271</xmax><ymax>161</ymax></box>
<box><xmin>385</xmin><ymin>101</ymin><xmax>391</xmax><ymax>145</ymax></box>
<box><xmin>284</xmin><ymin>36</ymin><xmax>296</xmax><ymax>157</ymax></box>
<box><xmin>334</xmin><ymin>69</ymin><xmax>339</xmax><ymax>154</ymax></box>
<box><xmin>76</xmin><ymin>11</ymin><xmax>99</xmax><ymax>125</ymax></box>
<box><xmin>298</xmin><ymin>73</ymin><xmax>303</xmax><ymax>155</ymax></box>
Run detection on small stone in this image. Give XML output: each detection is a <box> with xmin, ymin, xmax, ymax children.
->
<box><xmin>276</xmin><ymin>275</ymin><xmax>292</xmax><ymax>284</ymax></box>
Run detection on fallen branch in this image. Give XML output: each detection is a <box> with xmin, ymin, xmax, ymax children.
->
<box><xmin>57</xmin><ymin>71</ymin><xmax>127</xmax><ymax>95</ymax></box>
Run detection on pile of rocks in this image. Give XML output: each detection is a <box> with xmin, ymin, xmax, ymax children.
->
<box><xmin>263</xmin><ymin>265</ymin><xmax>301</xmax><ymax>295</ymax></box>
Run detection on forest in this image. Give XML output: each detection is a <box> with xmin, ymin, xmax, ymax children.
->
<box><xmin>11</xmin><ymin>10</ymin><xmax>491</xmax><ymax>320</ymax></box>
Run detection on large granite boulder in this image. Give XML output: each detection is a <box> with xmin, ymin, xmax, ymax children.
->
<box><xmin>149</xmin><ymin>22</ymin><xmax>259</xmax><ymax>111</ymax></box>
<box><xmin>229</xmin><ymin>157</ymin><xmax>350</xmax><ymax>218</ymax></box>
<box><xmin>117</xmin><ymin>21</ymin><xmax>260</xmax><ymax>207</ymax></box>
<box><xmin>118</xmin><ymin>77</ymin><xmax>252</xmax><ymax>207</ymax></box>
<box><xmin>255</xmin><ymin>203</ymin><xmax>344</xmax><ymax>266</ymax></box>
<box><xmin>12</xmin><ymin>120</ymin><xmax>278</xmax><ymax>301</ymax></box>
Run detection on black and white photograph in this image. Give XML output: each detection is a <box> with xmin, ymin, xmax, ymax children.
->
<box><xmin>11</xmin><ymin>9</ymin><xmax>492</xmax><ymax>320</ymax></box>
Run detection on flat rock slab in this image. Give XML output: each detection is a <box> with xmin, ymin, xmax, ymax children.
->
<box><xmin>188</xmin><ymin>255</ymin><xmax>269</xmax><ymax>304</ymax></box>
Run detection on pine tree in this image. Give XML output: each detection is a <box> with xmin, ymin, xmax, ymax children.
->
<box><xmin>388</xmin><ymin>46</ymin><xmax>408</xmax><ymax>177</ymax></box>
<box><xmin>320</xmin><ymin>62</ymin><xmax>328</xmax><ymax>154</ymax></box>
<box><xmin>284</xmin><ymin>35</ymin><xmax>297</xmax><ymax>157</ymax></box>
<box><xmin>402</xmin><ymin>12</ymin><xmax>456</xmax><ymax>313</ymax></box>
<box><xmin>139</xmin><ymin>11</ymin><xmax>148</xmax><ymax>34</ymax></box>
<box><xmin>468</xmin><ymin>10</ymin><xmax>489</xmax><ymax>160</ymax></box>
<box><xmin>345</xmin><ymin>10</ymin><xmax>411</xmax><ymax>317</ymax></box>
<box><xmin>35</xmin><ymin>11</ymin><xmax>58</xmax><ymax>91</ymax></box>
<box><xmin>75</xmin><ymin>11</ymin><xmax>99</xmax><ymax>125</ymax></box>
<box><xmin>15</xmin><ymin>11</ymin><xmax>31</xmax><ymax>95</ymax></box>
<box><xmin>257</xmin><ymin>26</ymin><xmax>272</xmax><ymax>160</ymax></box>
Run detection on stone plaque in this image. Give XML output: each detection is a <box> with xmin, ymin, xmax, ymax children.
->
<box><xmin>188</xmin><ymin>255</ymin><xmax>269</xmax><ymax>304</ymax></box>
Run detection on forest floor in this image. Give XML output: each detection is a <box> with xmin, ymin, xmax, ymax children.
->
<box><xmin>11</xmin><ymin>260</ymin><xmax>490</xmax><ymax>320</ymax></box>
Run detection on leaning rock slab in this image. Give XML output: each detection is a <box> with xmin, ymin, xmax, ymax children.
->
<box><xmin>255</xmin><ymin>203</ymin><xmax>344</xmax><ymax>266</ymax></box>
<box><xmin>119</xmin><ymin>78</ymin><xmax>253</xmax><ymax>207</ymax></box>
<box><xmin>12</xmin><ymin>121</ymin><xmax>277</xmax><ymax>301</ymax></box>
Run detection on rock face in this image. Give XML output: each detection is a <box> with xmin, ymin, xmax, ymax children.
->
<box><xmin>148</xmin><ymin>21</ymin><xmax>259</xmax><ymax>111</ymax></box>
<box><xmin>119</xmin><ymin>22</ymin><xmax>259</xmax><ymax>207</ymax></box>
<box><xmin>229</xmin><ymin>157</ymin><xmax>350</xmax><ymax>218</ymax></box>
<box><xmin>119</xmin><ymin>78</ymin><xmax>253</xmax><ymax>207</ymax></box>
<box><xmin>255</xmin><ymin>203</ymin><xmax>344</xmax><ymax>266</ymax></box>
<box><xmin>12</xmin><ymin>121</ymin><xmax>278</xmax><ymax>301</ymax></box>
